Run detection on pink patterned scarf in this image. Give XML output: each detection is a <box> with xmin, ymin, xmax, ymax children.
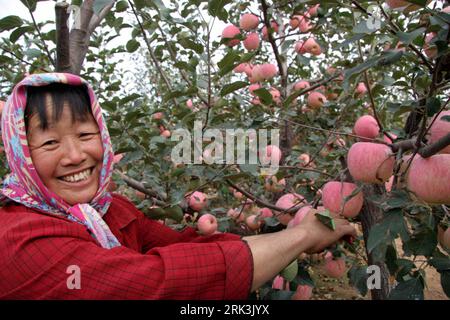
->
<box><xmin>0</xmin><ymin>73</ymin><xmax>120</xmax><ymax>249</ymax></box>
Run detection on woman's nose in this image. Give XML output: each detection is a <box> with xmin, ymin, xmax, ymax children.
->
<box><xmin>60</xmin><ymin>138</ymin><xmax>87</xmax><ymax>165</ymax></box>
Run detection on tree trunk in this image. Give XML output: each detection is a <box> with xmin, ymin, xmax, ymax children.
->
<box><xmin>360</xmin><ymin>184</ymin><xmax>391</xmax><ymax>300</ymax></box>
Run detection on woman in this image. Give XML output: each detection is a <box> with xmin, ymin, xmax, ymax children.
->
<box><xmin>0</xmin><ymin>73</ymin><xmax>355</xmax><ymax>299</ymax></box>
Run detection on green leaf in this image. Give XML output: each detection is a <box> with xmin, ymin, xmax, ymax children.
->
<box><xmin>9</xmin><ymin>26</ymin><xmax>34</xmax><ymax>43</ymax></box>
<box><xmin>0</xmin><ymin>16</ymin><xmax>23</xmax><ymax>32</ymax></box>
<box><xmin>426</xmin><ymin>97</ymin><xmax>441</xmax><ymax>117</ymax></box>
<box><xmin>268</xmin><ymin>290</ymin><xmax>295</xmax><ymax>300</ymax></box>
<box><xmin>220</xmin><ymin>81</ymin><xmax>248</xmax><ymax>97</ymax></box>
<box><xmin>396</xmin><ymin>28</ymin><xmax>426</xmax><ymax>46</ymax></box>
<box><xmin>24</xmin><ymin>48</ymin><xmax>42</xmax><ymax>59</ymax></box>
<box><xmin>280</xmin><ymin>261</ymin><xmax>298</xmax><ymax>282</ymax></box>
<box><xmin>20</xmin><ymin>0</ymin><xmax>37</xmax><ymax>11</ymax></box>
<box><xmin>440</xmin><ymin>270</ymin><xmax>450</xmax><ymax>298</ymax></box>
<box><xmin>403</xmin><ymin>228</ymin><xmax>437</xmax><ymax>257</ymax></box>
<box><xmin>388</xmin><ymin>277</ymin><xmax>424</xmax><ymax>300</ymax></box>
<box><xmin>292</xmin><ymin>267</ymin><xmax>314</xmax><ymax>287</ymax></box>
<box><xmin>164</xmin><ymin>206</ymin><xmax>184</xmax><ymax>222</ymax></box>
<box><xmin>315</xmin><ymin>210</ymin><xmax>336</xmax><ymax>231</ymax></box>
<box><xmin>348</xmin><ymin>265</ymin><xmax>369</xmax><ymax>296</ymax></box>
<box><xmin>367</xmin><ymin>210</ymin><xmax>409</xmax><ymax>254</ymax></box>
<box><xmin>253</xmin><ymin>88</ymin><xmax>273</xmax><ymax>105</ymax></box>
<box><xmin>126</xmin><ymin>39</ymin><xmax>140</xmax><ymax>53</ymax></box>
<box><xmin>179</xmin><ymin>37</ymin><xmax>204</xmax><ymax>54</ymax></box>
<box><xmin>442</xmin><ymin>115</ymin><xmax>450</xmax><ymax>122</ymax></box>
<box><xmin>217</xmin><ymin>50</ymin><xmax>240</xmax><ymax>70</ymax></box>
<box><xmin>429</xmin><ymin>253</ymin><xmax>450</xmax><ymax>272</ymax></box>
<box><xmin>120</xmin><ymin>93</ymin><xmax>141</xmax><ymax>104</ymax></box>
<box><xmin>208</xmin><ymin>0</ymin><xmax>232</xmax><ymax>22</ymax></box>
<box><xmin>115</xmin><ymin>0</ymin><xmax>129</xmax><ymax>12</ymax></box>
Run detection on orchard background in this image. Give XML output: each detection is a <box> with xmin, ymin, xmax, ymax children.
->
<box><xmin>0</xmin><ymin>0</ymin><xmax>449</xmax><ymax>300</ymax></box>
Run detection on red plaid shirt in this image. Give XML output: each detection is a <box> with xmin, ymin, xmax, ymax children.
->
<box><xmin>0</xmin><ymin>194</ymin><xmax>253</xmax><ymax>299</ymax></box>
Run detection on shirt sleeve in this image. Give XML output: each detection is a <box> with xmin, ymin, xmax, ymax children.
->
<box><xmin>0</xmin><ymin>209</ymin><xmax>253</xmax><ymax>300</ymax></box>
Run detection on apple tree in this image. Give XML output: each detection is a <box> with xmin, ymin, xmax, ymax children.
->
<box><xmin>0</xmin><ymin>0</ymin><xmax>449</xmax><ymax>300</ymax></box>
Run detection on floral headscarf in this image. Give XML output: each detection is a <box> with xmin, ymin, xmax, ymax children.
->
<box><xmin>0</xmin><ymin>73</ymin><xmax>120</xmax><ymax>249</ymax></box>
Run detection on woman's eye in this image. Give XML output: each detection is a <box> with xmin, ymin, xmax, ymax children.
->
<box><xmin>80</xmin><ymin>132</ymin><xmax>98</xmax><ymax>138</ymax></box>
<box><xmin>43</xmin><ymin>140</ymin><xmax>57</xmax><ymax>146</ymax></box>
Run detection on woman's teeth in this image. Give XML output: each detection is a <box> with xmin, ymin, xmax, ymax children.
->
<box><xmin>61</xmin><ymin>168</ymin><xmax>93</xmax><ymax>183</ymax></box>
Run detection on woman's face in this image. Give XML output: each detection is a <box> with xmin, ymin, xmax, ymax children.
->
<box><xmin>27</xmin><ymin>95</ymin><xmax>103</xmax><ymax>205</ymax></box>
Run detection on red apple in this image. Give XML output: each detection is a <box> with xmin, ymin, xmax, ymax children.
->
<box><xmin>353</xmin><ymin>115</ymin><xmax>380</xmax><ymax>140</ymax></box>
<box><xmin>303</xmin><ymin>37</ymin><xmax>322</xmax><ymax>55</ymax></box>
<box><xmin>406</xmin><ymin>154</ymin><xmax>450</xmax><ymax>204</ymax></box>
<box><xmin>260</xmin><ymin>144</ymin><xmax>282</xmax><ymax>166</ymax></box>
<box><xmin>347</xmin><ymin>142</ymin><xmax>395</xmax><ymax>183</ymax></box>
<box><xmin>249</xmin><ymin>83</ymin><xmax>261</xmax><ymax>95</ymax></box>
<box><xmin>275</xmin><ymin>193</ymin><xmax>305</xmax><ymax>225</ymax></box>
<box><xmin>239</xmin><ymin>13</ymin><xmax>259</xmax><ymax>31</ymax></box>
<box><xmin>294</xmin><ymin>80</ymin><xmax>310</xmax><ymax>91</ymax></box>
<box><xmin>291</xmin><ymin>284</ymin><xmax>313</xmax><ymax>300</ymax></box>
<box><xmin>246</xmin><ymin>214</ymin><xmax>262</xmax><ymax>230</ymax></box>
<box><xmin>222</xmin><ymin>24</ymin><xmax>241</xmax><ymax>47</ymax></box>
<box><xmin>322</xmin><ymin>181</ymin><xmax>364</xmax><ymax>218</ymax></box>
<box><xmin>188</xmin><ymin>191</ymin><xmax>208</xmax><ymax>211</ymax></box>
<box><xmin>243</xmin><ymin>32</ymin><xmax>260</xmax><ymax>51</ymax></box>
<box><xmin>197</xmin><ymin>213</ymin><xmax>218</xmax><ymax>236</ymax></box>
<box><xmin>324</xmin><ymin>252</ymin><xmax>346</xmax><ymax>278</ymax></box>
<box><xmin>307</xmin><ymin>91</ymin><xmax>327</xmax><ymax>109</ymax></box>
<box><xmin>428</xmin><ymin>110</ymin><xmax>450</xmax><ymax>154</ymax></box>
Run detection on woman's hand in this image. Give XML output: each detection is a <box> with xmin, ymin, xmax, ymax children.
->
<box><xmin>243</xmin><ymin>208</ymin><xmax>356</xmax><ymax>291</ymax></box>
<box><xmin>295</xmin><ymin>208</ymin><xmax>357</xmax><ymax>254</ymax></box>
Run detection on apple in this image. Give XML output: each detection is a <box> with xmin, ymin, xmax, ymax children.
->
<box><xmin>188</xmin><ymin>191</ymin><xmax>208</xmax><ymax>211</ymax></box>
<box><xmin>252</xmin><ymin>63</ymin><xmax>278</xmax><ymax>82</ymax></box>
<box><xmin>324</xmin><ymin>252</ymin><xmax>346</xmax><ymax>278</ymax></box>
<box><xmin>424</xmin><ymin>32</ymin><xmax>437</xmax><ymax>58</ymax></box>
<box><xmin>264</xmin><ymin>175</ymin><xmax>286</xmax><ymax>192</ymax></box>
<box><xmin>152</xmin><ymin>112</ymin><xmax>164</xmax><ymax>120</ymax></box>
<box><xmin>347</xmin><ymin>142</ymin><xmax>394</xmax><ymax>183</ymax></box>
<box><xmin>197</xmin><ymin>213</ymin><xmax>218</xmax><ymax>236</ymax></box>
<box><xmin>406</xmin><ymin>154</ymin><xmax>450</xmax><ymax>204</ymax></box>
<box><xmin>298</xmin><ymin>153</ymin><xmax>311</xmax><ymax>166</ymax></box>
<box><xmin>246</xmin><ymin>214</ymin><xmax>262</xmax><ymax>230</ymax></box>
<box><xmin>262</xmin><ymin>21</ymin><xmax>279</xmax><ymax>40</ymax></box>
<box><xmin>355</xmin><ymin>82</ymin><xmax>368</xmax><ymax>96</ymax></box>
<box><xmin>299</xmin><ymin>18</ymin><xmax>312</xmax><ymax>33</ymax></box>
<box><xmin>290</xmin><ymin>205</ymin><xmax>312</xmax><ymax>227</ymax></box>
<box><xmin>307</xmin><ymin>91</ymin><xmax>327</xmax><ymax>109</ymax></box>
<box><xmin>291</xmin><ymin>284</ymin><xmax>313</xmax><ymax>300</ymax></box>
<box><xmin>353</xmin><ymin>115</ymin><xmax>380</xmax><ymax>140</ymax></box>
<box><xmin>295</xmin><ymin>41</ymin><xmax>307</xmax><ymax>54</ymax></box>
<box><xmin>233</xmin><ymin>63</ymin><xmax>247</xmax><ymax>73</ymax></box>
<box><xmin>269</xmin><ymin>87</ymin><xmax>281</xmax><ymax>104</ymax></box>
<box><xmin>438</xmin><ymin>226</ymin><xmax>450</xmax><ymax>250</ymax></box>
<box><xmin>303</xmin><ymin>37</ymin><xmax>322</xmax><ymax>55</ymax></box>
<box><xmin>428</xmin><ymin>110</ymin><xmax>450</xmax><ymax>154</ymax></box>
<box><xmin>222</xmin><ymin>24</ymin><xmax>241</xmax><ymax>47</ymax></box>
<box><xmin>239</xmin><ymin>13</ymin><xmax>259</xmax><ymax>31</ymax></box>
<box><xmin>186</xmin><ymin>99</ymin><xmax>193</xmax><ymax>109</ymax></box>
<box><xmin>308</xmin><ymin>4</ymin><xmax>320</xmax><ymax>17</ymax></box>
<box><xmin>383</xmin><ymin>132</ymin><xmax>398</xmax><ymax>144</ymax></box>
<box><xmin>227</xmin><ymin>208</ymin><xmax>245</xmax><ymax>223</ymax></box>
<box><xmin>161</xmin><ymin>130</ymin><xmax>171</xmax><ymax>138</ymax></box>
<box><xmin>259</xmin><ymin>207</ymin><xmax>273</xmax><ymax>219</ymax></box>
<box><xmin>322</xmin><ymin>181</ymin><xmax>364</xmax><ymax>218</ymax></box>
<box><xmin>0</xmin><ymin>100</ymin><xmax>5</xmax><ymax>115</ymax></box>
<box><xmin>294</xmin><ymin>80</ymin><xmax>310</xmax><ymax>91</ymax></box>
<box><xmin>260</xmin><ymin>144</ymin><xmax>282</xmax><ymax>166</ymax></box>
<box><xmin>289</xmin><ymin>15</ymin><xmax>303</xmax><ymax>29</ymax></box>
<box><xmin>243</xmin><ymin>32</ymin><xmax>260</xmax><ymax>51</ymax></box>
<box><xmin>113</xmin><ymin>153</ymin><xmax>124</xmax><ymax>164</ymax></box>
<box><xmin>275</xmin><ymin>193</ymin><xmax>305</xmax><ymax>225</ymax></box>
<box><xmin>272</xmin><ymin>275</ymin><xmax>290</xmax><ymax>290</ymax></box>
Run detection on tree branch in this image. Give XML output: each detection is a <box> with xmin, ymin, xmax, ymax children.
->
<box><xmin>55</xmin><ymin>1</ymin><xmax>71</xmax><ymax>72</ymax></box>
<box><xmin>69</xmin><ymin>0</ymin><xmax>94</xmax><ymax>74</ymax></box>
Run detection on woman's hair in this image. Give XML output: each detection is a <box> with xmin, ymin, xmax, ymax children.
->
<box><xmin>24</xmin><ymin>83</ymin><xmax>92</xmax><ymax>132</ymax></box>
